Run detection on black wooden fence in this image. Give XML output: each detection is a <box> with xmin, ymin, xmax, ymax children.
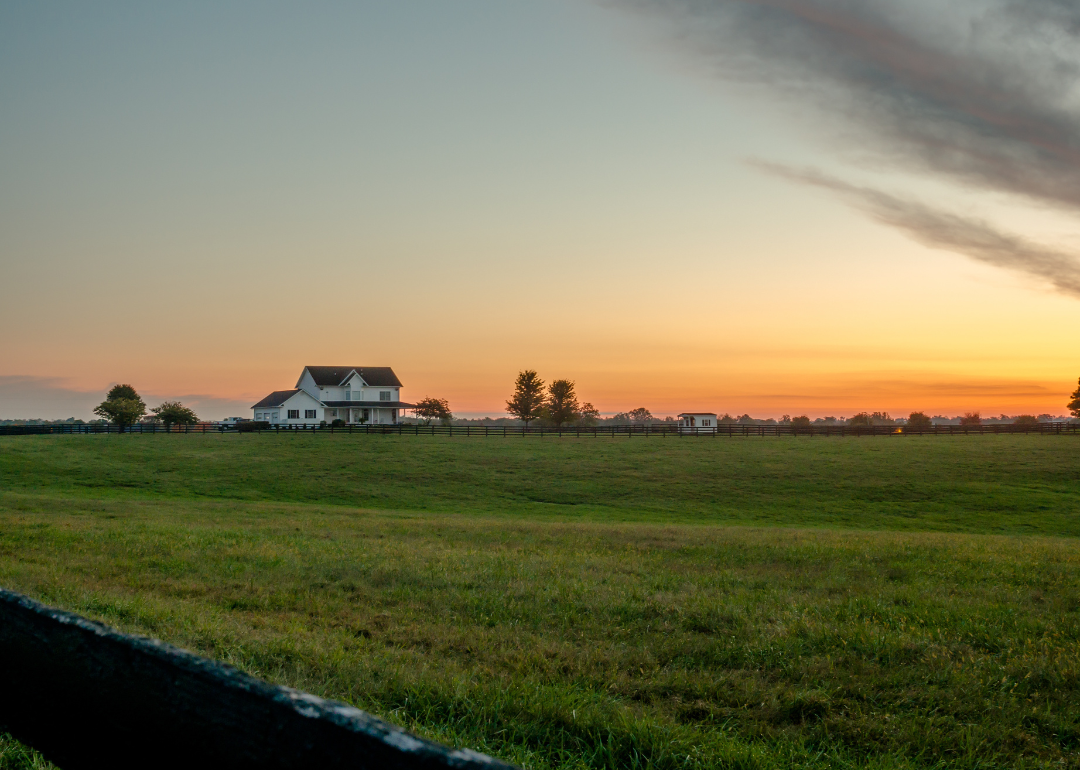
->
<box><xmin>0</xmin><ymin>422</ymin><xmax>1076</xmax><ymax>437</ymax></box>
<box><xmin>0</xmin><ymin>587</ymin><xmax>516</xmax><ymax>770</ymax></box>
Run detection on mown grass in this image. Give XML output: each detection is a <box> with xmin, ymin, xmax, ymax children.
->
<box><xmin>1</xmin><ymin>434</ymin><xmax>1078</xmax><ymax>768</ymax></box>
<box><xmin>0</xmin><ymin>433</ymin><xmax>1077</xmax><ymax>534</ymax></box>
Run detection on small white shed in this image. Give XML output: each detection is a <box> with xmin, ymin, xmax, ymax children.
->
<box><xmin>677</xmin><ymin>412</ymin><xmax>718</xmax><ymax>433</ymax></box>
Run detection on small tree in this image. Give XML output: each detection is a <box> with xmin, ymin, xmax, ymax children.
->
<box><xmin>545</xmin><ymin>379</ymin><xmax>580</xmax><ymax>428</ymax></box>
<box><xmin>577</xmin><ymin>402</ymin><xmax>600</xmax><ymax>427</ymax></box>
<box><xmin>719</xmin><ymin>413</ymin><xmax>737</xmax><ymax>423</ymax></box>
<box><xmin>1013</xmin><ymin>414</ymin><xmax>1039</xmax><ymax>427</ymax></box>
<box><xmin>848</xmin><ymin>412</ymin><xmax>873</xmax><ymax>427</ymax></box>
<box><xmin>1068</xmin><ymin>377</ymin><xmax>1080</xmax><ymax>419</ymax></box>
<box><xmin>151</xmin><ymin>401</ymin><xmax>198</xmax><ymax>429</ymax></box>
<box><xmin>94</xmin><ymin>384</ymin><xmax>146</xmax><ymax>431</ymax></box>
<box><xmin>627</xmin><ymin>407</ymin><xmax>653</xmax><ymax>425</ymax></box>
<box><xmin>906</xmin><ymin>412</ymin><xmax>933</xmax><ymax>430</ymax></box>
<box><xmin>791</xmin><ymin>415</ymin><xmax>811</xmax><ymax>428</ymax></box>
<box><xmin>959</xmin><ymin>412</ymin><xmax>981</xmax><ymax>426</ymax></box>
<box><xmin>505</xmin><ymin>370</ymin><xmax>546</xmax><ymax>428</ymax></box>
<box><xmin>415</xmin><ymin>397</ymin><xmax>453</xmax><ymax>426</ymax></box>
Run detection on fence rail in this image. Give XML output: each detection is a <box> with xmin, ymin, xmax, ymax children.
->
<box><xmin>0</xmin><ymin>587</ymin><xmax>516</xmax><ymax>770</ymax></box>
<box><xmin>0</xmin><ymin>421</ymin><xmax>1076</xmax><ymax>437</ymax></box>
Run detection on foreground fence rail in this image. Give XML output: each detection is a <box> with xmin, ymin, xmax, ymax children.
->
<box><xmin>0</xmin><ymin>587</ymin><xmax>516</xmax><ymax>770</ymax></box>
<box><xmin>1</xmin><ymin>422</ymin><xmax>1076</xmax><ymax>437</ymax></box>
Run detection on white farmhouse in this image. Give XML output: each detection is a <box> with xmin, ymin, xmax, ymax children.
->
<box><xmin>251</xmin><ymin>366</ymin><xmax>414</xmax><ymax>426</ymax></box>
<box><xmin>677</xmin><ymin>412</ymin><xmax>718</xmax><ymax>433</ymax></box>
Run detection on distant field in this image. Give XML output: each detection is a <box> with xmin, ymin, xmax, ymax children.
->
<box><xmin>1</xmin><ymin>433</ymin><xmax>1078</xmax><ymax>534</ymax></box>
<box><xmin>1</xmin><ymin>434</ymin><xmax>1079</xmax><ymax>769</ymax></box>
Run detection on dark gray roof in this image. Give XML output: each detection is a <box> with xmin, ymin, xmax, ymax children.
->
<box><xmin>322</xmin><ymin>401</ymin><xmax>415</xmax><ymax>409</ymax></box>
<box><xmin>302</xmin><ymin>366</ymin><xmax>403</xmax><ymax>388</ymax></box>
<box><xmin>251</xmin><ymin>389</ymin><xmax>302</xmax><ymax>409</ymax></box>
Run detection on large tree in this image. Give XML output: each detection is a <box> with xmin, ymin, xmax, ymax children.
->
<box><xmin>105</xmin><ymin>384</ymin><xmax>141</xmax><ymax>401</ymax></box>
<box><xmin>627</xmin><ymin>407</ymin><xmax>653</xmax><ymax>425</ymax></box>
<box><xmin>151</xmin><ymin>401</ymin><xmax>198</xmax><ymax>429</ymax></box>
<box><xmin>1069</xmin><ymin>377</ymin><xmax>1080</xmax><ymax>419</ymax></box>
<box><xmin>414</xmin><ymin>397</ymin><xmax>453</xmax><ymax>426</ymax></box>
<box><xmin>505</xmin><ymin>370</ymin><xmax>546</xmax><ymax>428</ymax></box>
<box><xmin>93</xmin><ymin>384</ymin><xmax>146</xmax><ymax>431</ymax></box>
<box><xmin>545</xmin><ymin>379</ymin><xmax>580</xmax><ymax>428</ymax></box>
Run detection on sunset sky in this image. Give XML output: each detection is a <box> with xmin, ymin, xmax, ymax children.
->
<box><xmin>2</xmin><ymin>1</ymin><xmax>1078</xmax><ymax>420</ymax></box>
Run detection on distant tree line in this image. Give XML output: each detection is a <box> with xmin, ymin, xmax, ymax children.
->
<box><xmin>16</xmin><ymin>373</ymin><xmax>1079</xmax><ymax>428</ymax></box>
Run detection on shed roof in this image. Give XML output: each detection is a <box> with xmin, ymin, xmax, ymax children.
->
<box><xmin>677</xmin><ymin>412</ymin><xmax>718</xmax><ymax>417</ymax></box>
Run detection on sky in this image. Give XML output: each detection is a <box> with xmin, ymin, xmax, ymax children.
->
<box><xmin>1</xmin><ymin>0</ymin><xmax>1078</xmax><ymax>420</ymax></box>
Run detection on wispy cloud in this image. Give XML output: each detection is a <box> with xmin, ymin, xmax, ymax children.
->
<box><xmin>755</xmin><ymin>162</ymin><xmax>1080</xmax><ymax>297</ymax></box>
<box><xmin>605</xmin><ymin>0</ymin><xmax>1080</xmax><ymax>292</ymax></box>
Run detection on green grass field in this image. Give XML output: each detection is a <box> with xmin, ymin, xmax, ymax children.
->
<box><xmin>1</xmin><ymin>434</ymin><xmax>1079</xmax><ymax>769</ymax></box>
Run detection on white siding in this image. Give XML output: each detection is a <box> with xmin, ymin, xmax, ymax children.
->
<box><xmin>296</xmin><ymin>369</ymin><xmax>320</xmax><ymax>400</ymax></box>
<box><xmin>678</xmin><ymin>413</ymin><xmax>718</xmax><ymax>434</ymax></box>
<box><xmin>254</xmin><ymin>391</ymin><xmax>325</xmax><ymax>425</ymax></box>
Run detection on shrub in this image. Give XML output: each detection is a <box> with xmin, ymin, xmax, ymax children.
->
<box><xmin>331</xmin><ymin>418</ymin><xmax>346</xmax><ymax>427</ymax></box>
<box><xmin>236</xmin><ymin>421</ymin><xmax>269</xmax><ymax>432</ymax></box>
<box><xmin>906</xmin><ymin>412</ymin><xmax>933</xmax><ymax>430</ymax></box>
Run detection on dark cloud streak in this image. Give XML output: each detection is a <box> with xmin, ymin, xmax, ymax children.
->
<box><xmin>604</xmin><ymin>0</ymin><xmax>1080</xmax><ymax>294</ymax></box>
<box><xmin>607</xmin><ymin>0</ymin><xmax>1080</xmax><ymax>209</ymax></box>
<box><xmin>756</xmin><ymin>162</ymin><xmax>1080</xmax><ymax>297</ymax></box>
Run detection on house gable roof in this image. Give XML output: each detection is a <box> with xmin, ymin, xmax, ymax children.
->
<box><xmin>301</xmin><ymin>366</ymin><xmax>403</xmax><ymax>388</ymax></box>
<box><xmin>251</xmin><ymin>389</ymin><xmax>303</xmax><ymax>409</ymax></box>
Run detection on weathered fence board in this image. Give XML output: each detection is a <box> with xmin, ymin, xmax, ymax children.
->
<box><xmin>0</xmin><ymin>588</ymin><xmax>516</xmax><ymax>770</ymax></box>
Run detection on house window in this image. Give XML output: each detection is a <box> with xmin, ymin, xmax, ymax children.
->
<box><xmin>304</xmin><ymin>409</ymin><xmax>316</xmax><ymax>419</ymax></box>
<box><xmin>380</xmin><ymin>391</ymin><xmax>391</xmax><ymax>401</ymax></box>
<box><xmin>345</xmin><ymin>388</ymin><xmax>351</xmax><ymax>400</ymax></box>
<box><xmin>288</xmin><ymin>409</ymin><xmax>299</xmax><ymax>419</ymax></box>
